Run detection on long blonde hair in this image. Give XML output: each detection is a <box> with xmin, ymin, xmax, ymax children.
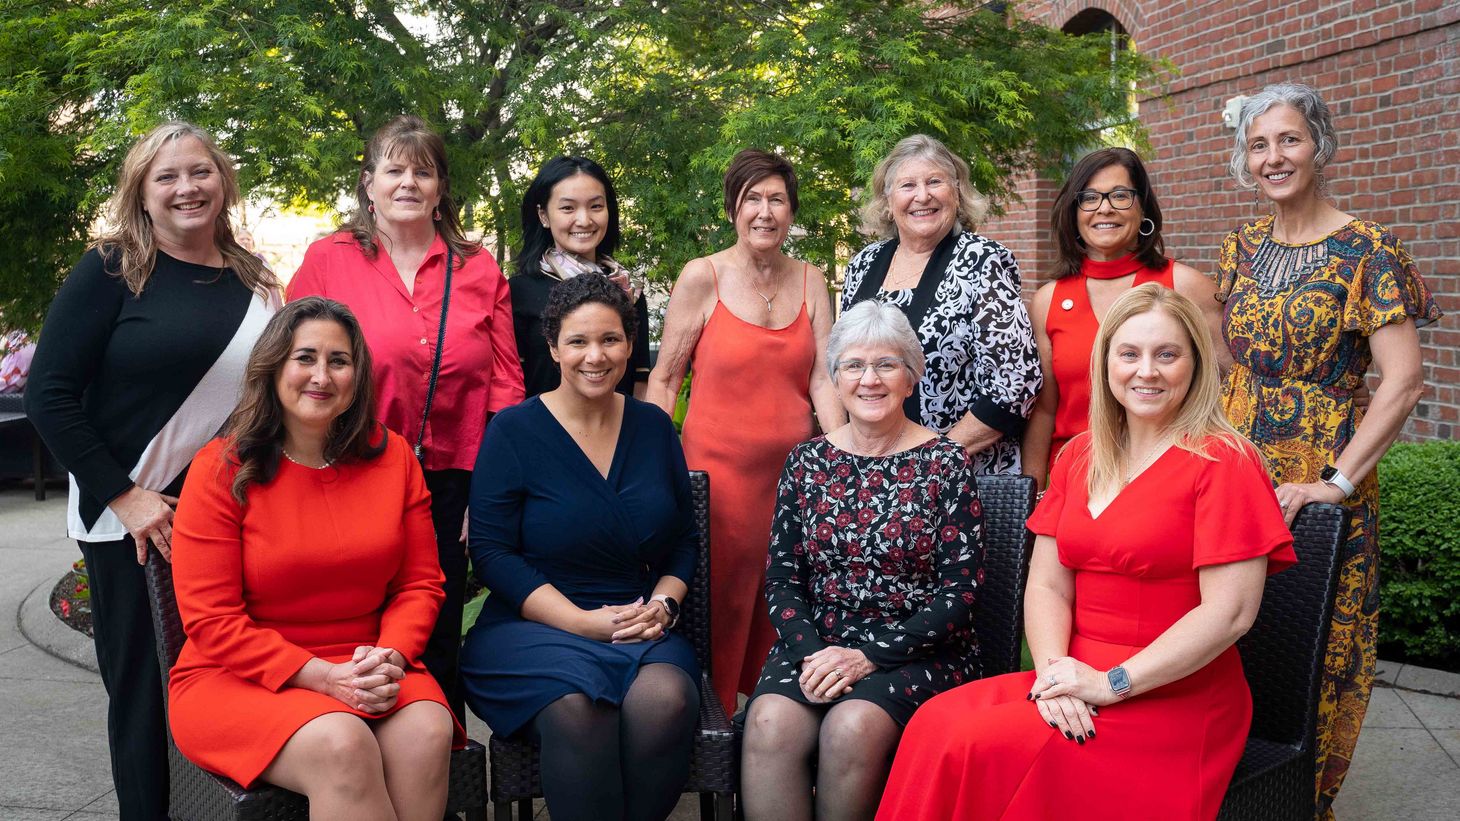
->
<box><xmin>91</xmin><ymin>121</ymin><xmax>276</xmax><ymax>297</ymax></box>
<box><xmin>1085</xmin><ymin>283</ymin><xmax>1250</xmax><ymax>498</ymax></box>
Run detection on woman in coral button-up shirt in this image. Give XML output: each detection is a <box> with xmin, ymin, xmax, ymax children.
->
<box><xmin>288</xmin><ymin>115</ymin><xmax>524</xmax><ymax>721</ymax></box>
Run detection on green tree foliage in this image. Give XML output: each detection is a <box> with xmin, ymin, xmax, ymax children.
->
<box><xmin>0</xmin><ymin>0</ymin><xmax>1156</xmax><ymax>327</ymax></box>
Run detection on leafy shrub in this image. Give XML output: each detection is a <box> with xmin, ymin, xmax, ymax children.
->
<box><xmin>1378</xmin><ymin>440</ymin><xmax>1460</xmax><ymax>668</ymax></box>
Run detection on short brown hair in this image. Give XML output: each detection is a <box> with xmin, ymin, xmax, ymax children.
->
<box><xmin>723</xmin><ymin>149</ymin><xmax>799</xmax><ymax>219</ymax></box>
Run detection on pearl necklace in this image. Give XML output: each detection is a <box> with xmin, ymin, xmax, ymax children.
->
<box><xmin>283</xmin><ymin>449</ymin><xmax>332</xmax><ymax>470</ymax></box>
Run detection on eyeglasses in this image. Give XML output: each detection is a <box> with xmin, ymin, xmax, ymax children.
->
<box><xmin>836</xmin><ymin>358</ymin><xmax>907</xmax><ymax>379</ymax></box>
<box><xmin>1075</xmin><ymin>188</ymin><xmax>1138</xmax><ymax>211</ymax></box>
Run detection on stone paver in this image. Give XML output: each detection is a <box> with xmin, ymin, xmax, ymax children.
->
<box><xmin>4</xmin><ymin>485</ymin><xmax>1460</xmax><ymax>819</ymax></box>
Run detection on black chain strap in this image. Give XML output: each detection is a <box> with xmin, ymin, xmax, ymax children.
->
<box><xmin>415</xmin><ymin>251</ymin><xmax>453</xmax><ymax>463</ymax></box>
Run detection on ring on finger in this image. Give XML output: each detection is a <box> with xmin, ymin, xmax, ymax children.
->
<box><xmin>1048</xmin><ymin>674</ymin><xmax>1058</xmax><ymax>685</ymax></box>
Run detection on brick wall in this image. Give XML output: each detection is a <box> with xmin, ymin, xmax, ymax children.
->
<box><xmin>984</xmin><ymin>0</ymin><xmax>1460</xmax><ymax>440</ymax></box>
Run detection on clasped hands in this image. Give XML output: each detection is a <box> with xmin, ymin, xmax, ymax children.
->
<box><xmin>1027</xmin><ymin>656</ymin><xmax>1119</xmax><ymax>745</ymax></box>
<box><xmin>315</xmin><ymin>646</ymin><xmax>406</xmax><ymax>713</ymax></box>
<box><xmin>798</xmin><ymin>646</ymin><xmax>875</xmax><ymax>704</ymax></box>
<box><xmin>580</xmin><ymin>597</ymin><xmax>671</xmax><ymax>644</ymax></box>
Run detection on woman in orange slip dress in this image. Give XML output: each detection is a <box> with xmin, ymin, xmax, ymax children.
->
<box><xmin>876</xmin><ymin>284</ymin><xmax>1297</xmax><ymax>821</ymax></box>
<box><xmin>168</xmin><ymin>297</ymin><xmax>461</xmax><ymax>820</ymax></box>
<box><xmin>648</xmin><ymin>148</ymin><xmax>846</xmax><ymax>714</ymax></box>
<box><xmin>1021</xmin><ymin>147</ymin><xmax>1225</xmax><ymax>488</ymax></box>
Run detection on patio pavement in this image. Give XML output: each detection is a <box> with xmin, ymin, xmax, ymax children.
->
<box><xmin>2</xmin><ymin>485</ymin><xmax>1458</xmax><ymax>820</ymax></box>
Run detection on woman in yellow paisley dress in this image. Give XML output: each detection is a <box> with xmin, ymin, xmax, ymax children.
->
<box><xmin>1218</xmin><ymin>82</ymin><xmax>1442</xmax><ymax>819</ymax></box>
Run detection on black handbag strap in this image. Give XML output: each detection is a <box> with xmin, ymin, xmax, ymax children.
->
<box><xmin>415</xmin><ymin>251</ymin><xmax>453</xmax><ymax>463</ymax></box>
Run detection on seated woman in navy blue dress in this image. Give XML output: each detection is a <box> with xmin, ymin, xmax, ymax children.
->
<box><xmin>461</xmin><ymin>273</ymin><xmax>699</xmax><ymax>821</ymax></box>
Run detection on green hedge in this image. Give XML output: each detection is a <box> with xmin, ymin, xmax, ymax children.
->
<box><xmin>1378</xmin><ymin>440</ymin><xmax>1460</xmax><ymax>667</ymax></box>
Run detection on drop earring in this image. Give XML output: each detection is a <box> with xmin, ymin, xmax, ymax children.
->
<box><xmin>368</xmin><ymin>201</ymin><xmax>376</xmax><ymax>214</ymax></box>
<box><xmin>432</xmin><ymin>207</ymin><xmax>441</xmax><ymax>221</ymax></box>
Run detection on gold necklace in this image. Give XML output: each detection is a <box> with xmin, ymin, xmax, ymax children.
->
<box><xmin>1123</xmin><ymin>436</ymin><xmax>1168</xmax><ymax>485</ymax></box>
<box><xmin>883</xmin><ymin>249</ymin><xmax>929</xmax><ymax>291</ymax></box>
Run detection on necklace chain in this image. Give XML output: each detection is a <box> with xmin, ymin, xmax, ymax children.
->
<box><xmin>1124</xmin><ymin>436</ymin><xmax>1168</xmax><ymax>485</ymax></box>
<box><xmin>283</xmin><ymin>449</ymin><xmax>332</xmax><ymax>470</ymax></box>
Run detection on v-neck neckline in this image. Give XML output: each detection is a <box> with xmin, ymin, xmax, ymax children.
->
<box><xmin>537</xmin><ymin>395</ymin><xmax>630</xmax><ymax>483</ymax></box>
<box><xmin>1084</xmin><ymin>443</ymin><xmax>1176</xmax><ymax>520</ymax></box>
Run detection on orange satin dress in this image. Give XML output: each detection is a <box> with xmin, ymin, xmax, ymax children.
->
<box><xmin>168</xmin><ymin>433</ymin><xmax>463</xmax><ymax>787</ymax></box>
<box><xmin>680</xmin><ymin>262</ymin><xmax>816</xmax><ymax>714</ymax></box>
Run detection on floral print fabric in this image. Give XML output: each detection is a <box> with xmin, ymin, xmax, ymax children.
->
<box><xmin>751</xmin><ymin>435</ymin><xmax>985</xmax><ymax>724</ymax></box>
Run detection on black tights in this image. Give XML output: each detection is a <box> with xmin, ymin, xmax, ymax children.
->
<box><xmin>529</xmin><ymin>663</ymin><xmax>698</xmax><ymax>821</ymax></box>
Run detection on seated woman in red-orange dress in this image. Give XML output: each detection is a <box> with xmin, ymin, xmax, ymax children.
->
<box><xmin>876</xmin><ymin>284</ymin><xmax>1297</xmax><ymax>821</ymax></box>
<box><xmin>169</xmin><ymin>297</ymin><xmax>461</xmax><ymax>821</ymax></box>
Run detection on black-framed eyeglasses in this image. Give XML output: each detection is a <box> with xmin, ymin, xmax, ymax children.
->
<box><xmin>836</xmin><ymin>358</ymin><xmax>907</xmax><ymax>379</ymax></box>
<box><xmin>1075</xmin><ymin>188</ymin><xmax>1138</xmax><ymax>211</ymax></box>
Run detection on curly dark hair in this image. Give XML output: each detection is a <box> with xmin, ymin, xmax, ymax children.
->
<box><xmin>222</xmin><ymin>297</ymin><xmax>385</xmax><ymax>504</ymax></box>
<box><xmin>541</xmin><ymin>272</ymin><xmax>638</xmax><ymax>349</ymax></box>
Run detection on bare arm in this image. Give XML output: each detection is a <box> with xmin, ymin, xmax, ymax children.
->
<box><xmin>1021</xmin><ymin>284</ymin><xmax>1058</xmax><ymax>491</ymax></box>
<box><xmin>1023</xmin><ymin>534</ymin><xmax>1076</xmax><ymax>679</ymax></box>
<box><xmin>1173</xmin><ymin>262</ymin><xmax>1232</xmax><ymax>374</ymax></box>
<box><xmin>1273</xmin><ymin>318</ymin><xmax>1425</xmax><ymax>522</ymax></box>
<box><xmin>645</xmin><ymin>258</ymin><xmax>713</xmax><ymax>414</ymax></box>
<box><xmin>805</xmin><ymin>264</ymin><xmax>848</xmax><ymax>432</ymax></box>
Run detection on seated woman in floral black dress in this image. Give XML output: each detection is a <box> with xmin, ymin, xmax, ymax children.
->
<box><xmin>739</xmin><ymin>300</ymin><xmax>986</xmax><ymax>821</ymax></box>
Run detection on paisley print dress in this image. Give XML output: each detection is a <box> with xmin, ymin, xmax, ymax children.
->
<box><xmin>1217</xmin><ymin>215</ymin><xmax>1441</xmax><ymax>818</ymax></box>
<box><xmin>750</xmin><ymin>436</ymin><xmax>985</xmax><ymax>724</ymax></box>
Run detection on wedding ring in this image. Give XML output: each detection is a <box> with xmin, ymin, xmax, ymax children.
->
<box><xmin>1280</xmin><ymin>500</ymin><xmax>1289</xmax><ymax>509</ymax></box>
<box><xmin>830</xmin><ymin>668</ymin><xmax>843</xmax><ymax>678</ymax></box>
<box><xmin>1048</xmin><ymin>674</ymin><xmax>1058</xmax><ymax>685</ymax></box>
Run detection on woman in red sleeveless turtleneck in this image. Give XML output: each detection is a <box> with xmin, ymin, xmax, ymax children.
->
<box><xmin>1022</xmin><ymin>148</ymin><xmax>1227</xmax><ymax>489</ymax></box>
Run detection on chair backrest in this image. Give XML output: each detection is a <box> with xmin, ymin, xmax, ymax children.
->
<box><xmin>971</xmin><ymin>474</ymin><xmax>1037</xmax><ymax>678</ymax></box>
<box><xmin>1238</xmin><ymin>502</ymin><xmax>1347</xmax><ymax>750</ymax></box>
<box><xmin>679</xmin><ymin>470</ymin><xmax>713</xmax><ymax>675</ymax></box>
<box><xmin>144</xmin><ymin>547</ymin><xmax>185</xmax><ymax>684</ymax></box>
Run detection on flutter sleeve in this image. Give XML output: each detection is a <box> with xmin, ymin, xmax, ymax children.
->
<box><xmin>1193</xmin><ymin>440</ymin><xmax>1296</xmax><ymax>574</ymax></box>
<box><xmin>1026</xmin><ymin>433</ymin><xmax>1083</xmax><ymax>537</ymax></box>
<box><xmin>171</xmin><ymin>440</ymin><xmax>315</xmax><ymax>691</ymax></box>
<box><xmin>764</xmin><ymin>446</ymin><xmax>831</xmax><ymax>660</ymax></box>
<box><xmin>857</xmin><ymin>445</ymin><xmax>984</xmax><ymax>667</ymax></box>
<box><xmin>964</xmin><ymin>241</ymin><xmax>1041</xmax><ymax>436</ymax></box>
<box><xmin>1341</xmin><ymin>226</ymin><xmax>1443</xmax><ymax>335</ymax></box>
<box><xmin>375</xmin><ymin>436</ymin><xmax>446</xmax><ymax>657</ymax></box>
<box><xmin>1214</xmin><ymin>229</ymin><xmax>1242</xmax><ymax>303</ymax></box>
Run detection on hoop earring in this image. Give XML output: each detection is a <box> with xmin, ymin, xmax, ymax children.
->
<box><xmin>1139</xmin><ymin>218</ymin><xmax>1155</xmax><ymax>237</ymax></box>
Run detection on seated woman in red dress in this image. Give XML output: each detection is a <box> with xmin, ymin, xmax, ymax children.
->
<box><xmin>169</xmin><ymin>297</ymin><xmax>460</xmax><ymax>820</ymax></box>
<box><xmin>877</xmin><ymin>283</ymin><xmax>1297</xmax><ymax>821</ymax></box>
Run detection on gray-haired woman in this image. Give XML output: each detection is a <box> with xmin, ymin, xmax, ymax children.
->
<box><xmin>1217</xmin><ymin>82</ymin><xmax>1441</xmax><ymax>818</ymax></box>
<box><xmin>841</xmin><ymin>134</ymin><xmax>1041</xmax><ymax>476</ymax></box>
<box><xmin>740</xmin><ymin>300</ymin><xmax>986</xmax><ymax>821</ymax></box>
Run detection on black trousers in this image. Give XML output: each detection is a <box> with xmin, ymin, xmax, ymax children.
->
<box><xmin>422</xmin><ymin>469</ymin><xmax>471</xmax><ymax>723</ymax></box>
<box><xmin>78</xmin><ymin>536</ymin><xmax>169</xmax><ymax>821</ymax></box>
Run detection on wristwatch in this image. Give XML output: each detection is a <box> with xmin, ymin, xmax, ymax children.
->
<box><xmin>1107</xmin><ymin>666</ymin><xmax>1132</xmax><ymax>700</ymax></box>
<box><xmin>650</xmin><ymin>594</ymin><xmax>681</xmax><ymax>629</ymax></box>
<box><xmin>1319</xmin><ymin>465</ymin><xmax>1357</xmax><ymax>498</ymax></box>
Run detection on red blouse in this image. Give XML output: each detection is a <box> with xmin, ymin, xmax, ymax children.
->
<box><xmin>288</xmin><ymin>232</ymin><xmax>525</xmax><ymax>471</ymax></box>
<box><xmin>1046</xmin><ymin>255</ymin><xmax>1175</xmax><ymax>460</ymax></box>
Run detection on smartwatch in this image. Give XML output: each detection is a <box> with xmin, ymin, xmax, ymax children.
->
<box><xmin>1107</xmin><ymin>666</ymin><xmax>1132</xmax><ymax>700</ymax></box>
<box><xmin>650</xmin><ymin>594</ymin><xmax>681</xmax><ymax>629</ymax></box>
<box><xmin>1319</xmin><ymin>465</ymin><xmax>1356</xmax><ymax>498</ymax></box>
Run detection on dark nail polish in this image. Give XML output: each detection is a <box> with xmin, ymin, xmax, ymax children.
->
<box><xmin>1076</xmin><ymin>735</ymin><xmax>1085</xmax><ymax>745</ymax></box>
<box><xmin>1026</xmin><ymin>693</ymin><xmax>1033</xmax><ymax>701</ymax></box>
<box><xmin>1088</xmin><ymin>730</ymin><xmax>1096</xmax><ymax>738</ymax></box>
<box><xmin>1063</xmin><ymin>731</ymin><xmax>1073</xmax><ymax>740</ymax></box>
<box><xmin>1090</xmin><ymin>707</ymin><xmax>1099</xmax><ymax>716</ymax></box>
<box><xmin>1048</xmin><ymin>721</ymin><xmax>1057</xmax><ymax>728</ymax></box>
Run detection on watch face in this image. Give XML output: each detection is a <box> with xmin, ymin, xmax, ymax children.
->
<box><xmin>1109</xmin><ymin>666</ymin><xmax>1132</xmax><ymax>693</ymax></box>
<box><xmin>1320</xmin><ymin>465</ymin><xmax>1338</xmax><ymax>481</ymax></box>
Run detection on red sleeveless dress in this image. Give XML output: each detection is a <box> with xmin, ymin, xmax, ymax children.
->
<box><xmin>1047</xmin><ymin>256</ymin><xmax>1175</xmax><ymax>459</ymax></box>
<box><xmin>680</xmin><ymin>263</ymin><xmax>816</xmax><ymax>714</ymax></box>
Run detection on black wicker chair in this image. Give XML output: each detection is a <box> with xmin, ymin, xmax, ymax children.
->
<box><xmin>968</xmin><ymin>474</ymin><xmax>1037</xmax><ymax>678</ymax></box>
<box><xmin>144</xmin><ymin>548</ymin><xmax>488</xmax><ymax>821</ymax></box>
<box><xmin>1217</xmin><ymin>502</ymin><xmax>1348</xmax><ymax>821</ymax></box>
<box><xmin>487</xmin><ymin>469</ymin><xmax>735</xmax><ymax>820</ymax></box>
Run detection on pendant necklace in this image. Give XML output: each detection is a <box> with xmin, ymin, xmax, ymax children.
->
<box><xmin>1124</xmin><ymin>436</ymin><xmax>1167</xmax><ymax>485</ymax></box>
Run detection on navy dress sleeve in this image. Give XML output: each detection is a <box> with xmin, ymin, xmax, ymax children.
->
<box><xmin>467</xmin><ymin>406</ymin><xmax>549</xmax><ymax>611</ymax></box>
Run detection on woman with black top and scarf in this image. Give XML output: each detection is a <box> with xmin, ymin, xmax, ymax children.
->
<box><xmin>27</xmin><ymin>121</ymin><xmax>278</xmax><ymax>820</ymax></box>
<box><xmin>512</xmin><ymin>156</ymin><xmax>651</xmax><ymax>399</ymax></box>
